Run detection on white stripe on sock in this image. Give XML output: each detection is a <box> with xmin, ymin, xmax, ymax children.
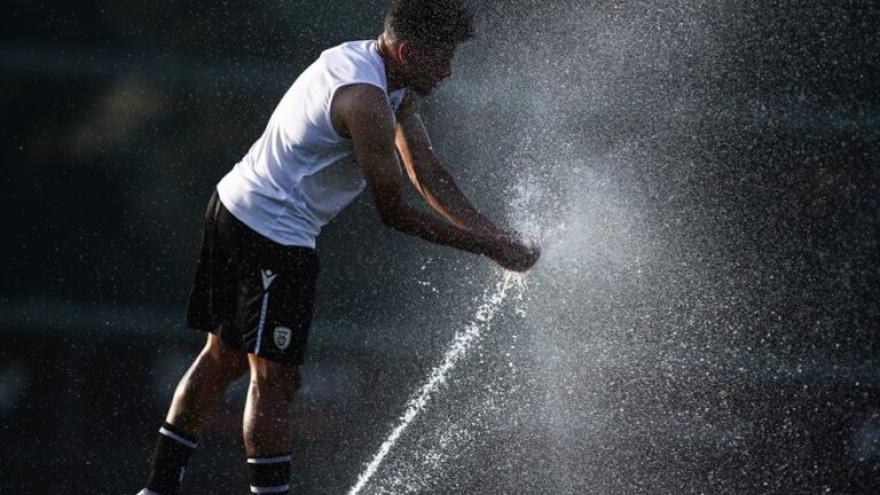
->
<box><xmin>254</xmin><ymin>292</ymin><xmax>271</xmax><ymax>355</ymax></box>
<box><xmin>250</xmin><ymin>484</ymin><xmax>290</xmax><ymax>494</ymax></box>
<box><xmin>158</xmin><ymin>426</ymin><xmax>198</xmax><ymax>449</ymax></box>
<box><xmin>247</xmin><ymin>454</ymin><xmax>292</xmax><ymax>464</ymax></box>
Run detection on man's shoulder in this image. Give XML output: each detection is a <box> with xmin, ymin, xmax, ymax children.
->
<box><xmin>324</xmin><ymin>39</ymin><xmax>374</xmax><ymax>54</ymax></box>
<box><xmin>334</xmin><ymin>84</ymin><xmax>392</xmax><ymax>115</ymax></box>
<box><xmin>320</xmin><ymin>40</ymin><xmax>378</xmax><ymax>68</ymax></box>
<box><xmin>320</xmin><ymin>40</ymin><xmax>386</xmax><ymax>89</ymax></box>
<box><xmin>331</xmin><ymin>84</ymin><xmax>396</xmax><ymax>141</ymax></box>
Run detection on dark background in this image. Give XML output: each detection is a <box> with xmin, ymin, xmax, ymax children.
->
<box><xmin>1</xmin><ymin>1</ymin><xmax>878</xmax><ymax>494</ymax></box>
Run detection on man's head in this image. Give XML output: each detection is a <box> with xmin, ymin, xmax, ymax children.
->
<box><xmin>382</xmin><ymin>0</ymin><xmax>475</xmax><ymax>96</ymax></box>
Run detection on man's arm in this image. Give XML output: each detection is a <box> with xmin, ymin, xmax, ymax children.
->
<box><xmin>393</xmin><ymin>92</ymin><xmax>506</xmax><ymax>237</ymax></box>
<box><xmin>332</xmin><ymin>84</ymin><xmax>493</xmax><ymax>256</ymax></box>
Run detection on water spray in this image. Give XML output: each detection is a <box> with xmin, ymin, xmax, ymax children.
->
<box><xmin>347</xmin><ymin>271</ymin><xmax>525</xmax><ymax>495</ymax></box>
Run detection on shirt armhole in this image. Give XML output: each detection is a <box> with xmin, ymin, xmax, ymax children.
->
<box><xmin>326</xmin><ymin>81</ymin><xmax>390</xmax><ymax>141</ymax></box>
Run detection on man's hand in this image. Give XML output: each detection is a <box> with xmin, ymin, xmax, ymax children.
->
<box><xmin>484</xmin><ymin>232</ymin><xmax>541</xmax><ymax>272</ymax></box>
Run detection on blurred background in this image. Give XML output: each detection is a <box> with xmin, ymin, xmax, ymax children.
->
<box><xmin>1</xmin><ymin>0</ymin><xmax>878</xmax><ymax>493</ymax></box>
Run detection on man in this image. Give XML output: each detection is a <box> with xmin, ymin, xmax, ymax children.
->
<box><xmin>136</xmin><ymin>1</ymin><xmax>539</xmax><ymax>494</ymax></box>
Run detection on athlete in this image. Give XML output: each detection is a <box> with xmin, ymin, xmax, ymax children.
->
<box><xmin>135</xmin><ymin>1</ymin><xmax>539</xmax><ymax>494</ymax></box>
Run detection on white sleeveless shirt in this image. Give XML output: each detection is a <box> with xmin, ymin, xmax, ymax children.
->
<box><xmin>216</xmin><ymin>40</ymin><xmax>406</xmax><ymax>248</ymax></box>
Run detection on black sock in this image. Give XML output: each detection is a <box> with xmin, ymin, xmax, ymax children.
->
<box><xmin>145</xmin><ymin>422</ymin><xmax>198</xmax><ymax>495</ymax></box>
<box><xmin>247</xmin><ymin>453</ymin><xmax>292</xmax><ymax>494</ymax></box>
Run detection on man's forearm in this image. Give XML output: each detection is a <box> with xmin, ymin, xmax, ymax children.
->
<box><xmin>382</xmin><ymin>202</ymin><xmax>490</xmax><ymax>256</ymax></box>
<box><xmin>416</xmin><ymin>165</ymin><xmax>505</xmax><ymax>236</ymax></box>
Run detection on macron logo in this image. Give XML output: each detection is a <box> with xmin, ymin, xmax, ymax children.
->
<box><xmin>261</xmin><ymin>269</ymin><xmax>277</xmax><ymax>290</ymax></box>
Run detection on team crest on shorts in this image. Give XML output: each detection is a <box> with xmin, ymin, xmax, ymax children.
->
<box><xmin>273</xmin><ymin>326</ymin><xmax>292</xmax><ymax>350</ymax></box>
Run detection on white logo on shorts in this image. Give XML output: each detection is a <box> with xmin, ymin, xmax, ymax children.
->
<box><xmin>273</xmin><ymin>326</ymin><xmax>292</xmax><ymax>350</ymax></box>
<box><xmin>261</xmin><ymin>269</ymin><xmax>277</xmax><ymax>290</ymax></box>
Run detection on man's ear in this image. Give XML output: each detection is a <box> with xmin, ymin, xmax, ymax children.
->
<box><xmin>397</xmin><ymin>41</ymin><xmax>411</xmax><ymax>63</ymax></box>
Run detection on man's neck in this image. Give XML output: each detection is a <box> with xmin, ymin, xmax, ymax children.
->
<box><xmin>377</xmin><ymin>34</ymin><xmax>404</xmax><ymax>92</ymax></box>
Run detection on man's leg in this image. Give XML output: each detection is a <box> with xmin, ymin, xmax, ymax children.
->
<box><xmin>242</xmin><ymin>354</ymin><xmax>300</xmax><ymax>495</ymax></box>
<box><xmin>165</xmin><ymin>333</ymin><xmax>249</xmax><ymax>433</ymax></box>
<box><xmin>143</xmin><ymin>333</ymin><xmax>248</xmax><ymax>495</ymax></box>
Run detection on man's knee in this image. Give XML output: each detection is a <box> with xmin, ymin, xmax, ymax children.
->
<box><xmin>202</xmin><ymin>333</ymin><xmax>249</xmax><ymax>381</ymax></box>
<box><xmin>248</xmin><ymin>355</ymin><xmax>301</xmax><ymax>401</ymax></box>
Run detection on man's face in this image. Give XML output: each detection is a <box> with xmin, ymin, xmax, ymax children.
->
<box><xmin>403</xmin><ymin>43</ymin><xmax>458</xmax><ymax>96</ymax></box>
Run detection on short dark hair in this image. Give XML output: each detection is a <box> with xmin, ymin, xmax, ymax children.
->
<box><xmin>384</xmin><ymin>0</ymin><xmax>475</xmax><ymax>48</ymax></box>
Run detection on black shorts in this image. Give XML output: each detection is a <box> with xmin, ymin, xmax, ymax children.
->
<box><xmin>185</xmin><ymin>190</ymin><xmax>319</xmax><ymax>365</ymax></box>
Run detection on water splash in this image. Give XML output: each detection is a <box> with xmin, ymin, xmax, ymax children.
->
<box><xmin>347</xmin><ymin>271</ymin><xmax>526</xmax><ymax>495</ymax></box>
